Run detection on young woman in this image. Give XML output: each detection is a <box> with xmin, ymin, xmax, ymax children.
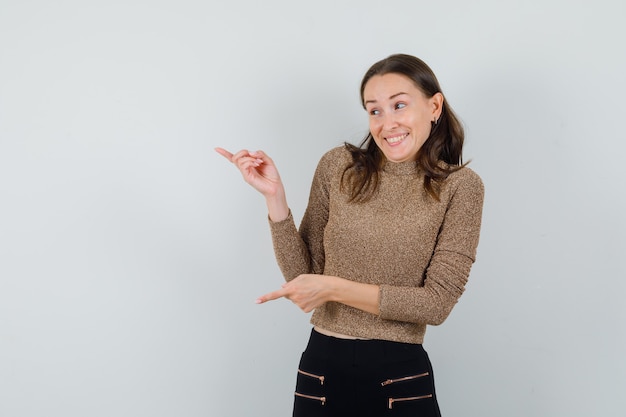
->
<box><xmin>216</xmin><ymin>53</ymin><xmax>484</xmax><ymax>417</ymax></box>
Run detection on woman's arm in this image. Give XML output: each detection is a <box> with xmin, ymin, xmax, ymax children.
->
<box><xmin>378</xmin><ymin>169</ymin><xmax>485</xmax><ymax>325</ymax></box>
<box><xmin>217</xmin><ymin>146</ymin><xmax>337</xmax><ymax>282</ymax></box>
<box><xmin>267</xmin><ymin>148</ymin><xmax>338</xmax><ymax>280</ymax></box>
<box><xmin>256</xmin><ymin>274</ymin><xmax>380</xmax><ymax>315</ymax></box>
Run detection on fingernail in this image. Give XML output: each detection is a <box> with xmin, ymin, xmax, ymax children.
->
<box><xmin>255</xmin><ymin>298</ymin><xmax>263</xmax><ymax>304</ymax></box>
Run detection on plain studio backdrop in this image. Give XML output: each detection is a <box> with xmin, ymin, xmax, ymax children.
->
<box><xmin>1</xmin><ymin>1</ymin><xmax>624</xmax><ymax>416</ymax></box>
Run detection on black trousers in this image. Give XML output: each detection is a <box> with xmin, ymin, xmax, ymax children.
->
<box><xmin>293</xmin><ymin>329</ymin><xmax>442</xmax><ymax>417</ymax></box>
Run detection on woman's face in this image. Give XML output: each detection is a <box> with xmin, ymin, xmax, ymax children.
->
<box><xmin>363</xmin><ymin>73</ymin><xmax>442</xmax><ymax>163</ymax></box>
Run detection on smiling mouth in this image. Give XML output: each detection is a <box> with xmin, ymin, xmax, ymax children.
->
<box><xmin>385</xmin><ymin>133</ymin><xmax>408</xmax><ymax>144</ymax></box>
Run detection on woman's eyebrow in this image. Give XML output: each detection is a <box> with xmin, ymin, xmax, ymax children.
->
<box><xmin>364</xmin><ymin>92</ymin><xmax>408</xmax><ymax>106</ymax></box>
<box><xmin>389</xmin><ymin>92</ymin><xmax>409</xmax><ymax>100</ymax></box>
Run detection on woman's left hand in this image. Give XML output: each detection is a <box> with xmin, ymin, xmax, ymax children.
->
<box><xmin>256</xmin><ymin>274</ymin><xmax>336</xmax><ymax>313</ymax></box>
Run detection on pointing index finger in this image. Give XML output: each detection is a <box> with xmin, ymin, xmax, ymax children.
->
<box><xmin>255</xmin><ymin>287</ymin><xmax>289</xmax><ymax>304</ymax></box>
<box><xmin>214</xmin><ymin>147</ymin><xmax>234</xmax><ymax>161</ymax></box>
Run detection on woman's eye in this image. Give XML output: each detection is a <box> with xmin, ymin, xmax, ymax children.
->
<box><xmin>395</xmin><ymin>102</ymin><xmax>406</xmax><ymax>110</ymax></box>
<box><xmin>369</xmin><ymin>109</ymin><xmax>380</xmax><ymax>116</ymax></box>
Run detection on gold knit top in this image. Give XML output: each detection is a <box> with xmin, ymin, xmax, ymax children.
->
<box><xmin>269</xmin><ymin>146</ymin><xmax>484</xmax><ymax>344</ymax></box>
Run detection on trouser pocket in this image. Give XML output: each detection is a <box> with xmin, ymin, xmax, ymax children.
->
<box><xmin>298</xmin><ymin>369</ymin><xmax>325</xmax><ymax>386</ymax></box>
<box><xmin>294</xmin><ymin>367</ymin><xmax>327</xmax><ymax>411</ymax></box>
<box><xmin>381</xmin><ymin>371</ymin><xmax>430</xmax><ymax>387</ymax></box>
<box><xmin>387</xmin><ymin>393</ymin><xmax>434</xmax><ymax>410</ymax></box>
<box><xmin>380</xmin><ymin>364</ymin><xmax>438</xmax><ymax>415</ymax></box>
<box><xmin>294</xmin><ymin>391</ymin><xmax>326</xmax><ymax>405</ymax></box>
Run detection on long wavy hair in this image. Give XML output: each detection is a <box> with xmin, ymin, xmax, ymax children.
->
<box><xmin>342</xmin><ymin>54</ymin><xmax>466</xmax><ymax>202</ymax></box>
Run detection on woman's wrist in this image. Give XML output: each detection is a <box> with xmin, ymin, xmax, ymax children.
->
<box><xmin>331</xmin><ymin>276</ymin><xmax>380</xmax><ymax>316</ymax></box>
<box><xmin>266</xmin><ymin>189</ymin><xmax>289</xmax><ymax>222</ymax></box>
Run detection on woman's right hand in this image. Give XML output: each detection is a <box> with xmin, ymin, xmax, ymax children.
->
<box><xmin>215</xmin><ymin>147</ymin><xmax>289</xmax><ymax>221</ymax></box>
<box><xmin>215</xmin><ymin>147</ymin><xmax>283</xmax><ymax>196</ymax></box>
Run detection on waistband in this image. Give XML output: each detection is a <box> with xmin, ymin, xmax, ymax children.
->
<box><xmin>305</xmin><ymin>328</ymin><xmax>426</xmax><ymax>364</ymax></box>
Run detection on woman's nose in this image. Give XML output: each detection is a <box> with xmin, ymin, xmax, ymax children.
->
<box><xmin>382</xmin><ymin>112</ymin><xmax>398</xmax><ymax>130</ymax></box>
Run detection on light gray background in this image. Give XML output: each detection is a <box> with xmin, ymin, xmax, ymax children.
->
<box><xmin>1</xmin><ymin>1</ymin><xmax>624</xmax><ymax>416</ymax></box>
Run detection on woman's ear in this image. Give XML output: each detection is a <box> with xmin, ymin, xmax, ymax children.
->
<box><xmin>431</xmin><ymin>92</ymin><xmax>444</xmax><ymax>121</ymax></box>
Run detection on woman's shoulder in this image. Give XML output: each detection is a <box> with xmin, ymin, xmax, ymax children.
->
<box><xmin>321</xmin><ymin>144</ymin><xmax>352</xmax><ymax>161</ymax></box>
<box><xmin>448</xmin><ymin>164</ymin><xmax>482</xmax><ymax>182</ymax></box>
<box><xmin>317</xmin><ymin>145</ymin><xmax>353</xmax><ymax>170</ymax></box>
<box><xmin>443</xmin><ymin>164</ymin><xmax>484</xmax><ymax>196</ymax></box>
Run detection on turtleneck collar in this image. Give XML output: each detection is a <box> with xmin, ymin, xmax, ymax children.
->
<box><xmin>381</xmin><ymin>158</ymin><xmax>420</xmax><ymax>176</ymax></box>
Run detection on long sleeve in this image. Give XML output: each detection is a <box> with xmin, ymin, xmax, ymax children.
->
<box><xmin>268</xmin><ymin>150</ymin><xmax>332</xmax><ymax>280</ymax></box>
<box><xmin>378</xmin><ymin>169</ymin><xmax>485</xmax><ymax>325</ymax></box>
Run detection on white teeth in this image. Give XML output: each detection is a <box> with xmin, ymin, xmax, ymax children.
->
<box><xmin>386</xmin><ymin>134</ymin><xmax>408</xmax><ymax>144</ymax></box>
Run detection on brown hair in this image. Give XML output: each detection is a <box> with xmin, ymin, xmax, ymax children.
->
<box><xmin>342</xmin><ymin>54</ymin><xmax>466</xmax><ymax>201</ymax></box>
